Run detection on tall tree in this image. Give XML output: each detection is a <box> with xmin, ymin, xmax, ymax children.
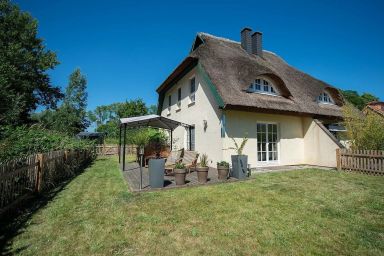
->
<box><xmin>56</xmin><ymin>69</ymin><xmax>89</xmax><ymax>134</ymax></box>
<box><xmin>34</xmin><ymin>69</ymin><xmax>89</xmax><ymax>135</ymax></box>
<box><xmin>90</xmin><ymin>99</ymin><xmax>148</xmax><ymax>139</ymax></box>
<box><xmin>341</xmin><ymin>90</ymin><xmax>379</xmax><ymax>110</ymax></box>
<box><xmin>0</xmin><ymin>0</ymin><xmax>62</xmax><ymax>125</ymax></box>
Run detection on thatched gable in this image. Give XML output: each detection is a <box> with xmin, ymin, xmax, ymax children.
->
<box><xmin>157</xmin><ymin>32</ymin><xmax>343</xmax><ymax>118</ymax></box>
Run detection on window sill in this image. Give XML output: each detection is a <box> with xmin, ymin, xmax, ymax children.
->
<box><xmin>167</xmin><ymin>112</ymin><xmax>171</xmax><ymax>116</ymax></box>
<box><xmin>176</xmin><ymin>108</ymin><xmax>181</xmax><ymax>112</ymax></box>
<box><xmin>318</xmin><ymin>102</ymin><xmax>335</xmax><ymax>106</ymax></box>
<box><xmin>188</xmin><ymin>101</ymin><xmax>195</xmax><ymax>107</ymax></box>
<box><xmin>247</xmin><ymin>90</ymin><xmax>278</xmax><ymax>97</ymax></box>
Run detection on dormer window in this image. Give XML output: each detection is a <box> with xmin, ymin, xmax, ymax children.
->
<box><xmin>318</xmin><ymin>91</ymin><xmax>334</xmax><ymax>104</ymax></box>
<box><xmin>248</xmin><ymin>78</ymin><xmax>277</xmax><ymax>96</ymax></box>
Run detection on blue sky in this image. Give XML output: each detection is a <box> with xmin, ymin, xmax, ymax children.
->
<box><xmin>15</xmin><ymin>0</ymin><xmax>384</xmax><ymax>112</ymax></box>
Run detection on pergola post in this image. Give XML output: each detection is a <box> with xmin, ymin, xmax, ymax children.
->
<box><xmin>122</xmin><ymin>124</ymin><xmax>127</xmax><ymax>171</ymax></box>
<box><xmin>170</xmin><ymin>130</ymin><xmax>173</xmax><ymax>150</ymax></box>
<box><xmin>118</xmin><ymin>125</ymin><xmax>122</xmax><ymax>163</ymax></box>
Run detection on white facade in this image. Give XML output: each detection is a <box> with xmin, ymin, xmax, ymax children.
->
<box><xmin>160</xmin><ymin>67</ymin><xmax>223</xmax><ymax>167</ymax></box>
<box><xmin>160</xmin><ymin>67</ymin><xmax>341</xmax><ymax>168</ymax></box>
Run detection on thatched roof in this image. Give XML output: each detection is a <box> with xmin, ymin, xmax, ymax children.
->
<box><xmin>157</xmin><ymin>32</ymin><xmax>343</xmax><ymax>118</ymax></box>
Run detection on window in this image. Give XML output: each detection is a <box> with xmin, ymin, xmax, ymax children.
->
<box><xmin>257</xmin><ymin>123</ymin><xmax>278</xmax><ymax>162</ymax></box>
<box><xmin>318</xmin><ymin>92</ymin><xmax>334</xmax><ymax>104</ymax></box>
<box><xmin>177</xmin><ymin>88</ymin><xmax>181</xmax><ymax>109</ymax></box>
<box><xmin>220</xmin><ymin>114</ymin><xmax>226</xmax><ymax>138</ymax></box>
<box><xmin>188</xmin><ymin>126</ymin><xmax>195</xmax><ymax>151</ymax></box>
<box><xmin>248</xmin><ymin>78</ymin><xmax>277</xmax><ymax>95</ymax></box>
<box><xmin>167</xmin><ymin>95</ymin><xmax>171</xmax><ymax>114</ymax></box>
<box><xmin>190</xmin><ymin>77</ymin><xmax>196</xmax><ymax>103</ymax></box>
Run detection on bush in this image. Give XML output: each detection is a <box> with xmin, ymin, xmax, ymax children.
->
<box><xmin>0</xmin><ymin>125</ymin><xmax>95</xmax><ymax>163</ymax></box>
<box><xmin>342</xmin><ymin>103</ymin><xmax>384</xmax><ymax>150</ymax></box>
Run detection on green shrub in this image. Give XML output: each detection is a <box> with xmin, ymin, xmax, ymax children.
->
<box><xmin>342</xmin><ymin>103</ymin><xmax>384</xmax><ymax>150</ymax></box>
<box><xmin>217</xmin><ymin>161</ymin><xmax>229</xmax><ymax>168</ymax></box>
<box><xmin>175</xmin><ymin>162</ymin><xmax>185</xmax><ymax>169</ymax></box>
<box><xmin>0</xmin><ymin>125</ymin><xmax>95</xmax><ymax>163</ymax></box>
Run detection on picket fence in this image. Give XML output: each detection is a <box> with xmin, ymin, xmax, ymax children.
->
<box><xmin>0</xmin><ymin>148</ymin><xmax>95</xmax><ymax>214</ymax></box>
<box><xmin>336</xmin><ymin>149</ymin><xmax>384</xmax><ymax>175</ymax></box>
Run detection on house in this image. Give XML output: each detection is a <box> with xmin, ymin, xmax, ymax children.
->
<box><xmin>156</xmin><ymin>28</ymin><xmax>344</xmax><ymax>168</ymax></box>
<box><xmin>363</xmin><ymin>101</ymin><xmax>384</xmax><ymax>117</ymax></box>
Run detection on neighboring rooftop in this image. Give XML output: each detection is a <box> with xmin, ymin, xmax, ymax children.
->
<box><xmin>365</xmin><ymin>101</ymin><xmax>384</xmax><ymax>116</ymax></box>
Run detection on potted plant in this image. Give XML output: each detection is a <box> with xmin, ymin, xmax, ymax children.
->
<box><xmin>131</xmin><ymin>129</ymin><xmax>150</xmax><ymax>167</ymax></box>
<box><xmin>228</xmin><ymin>135</ymin><xmax>248</xmax><ymax>180</ymax></box>
<box><xmin>217</xmin><ymin>161</ymin><xmax>230</xmax><ymax>180</ymax></box>
<box><xmin>196</xmin><ymin>154</ymin><xmax>209</xmax><ymax>183</ymax></box>
<box><xmin>174</xmin><ymin>162</ymin><xmax>187</xmax><ymax>185</ymax></box>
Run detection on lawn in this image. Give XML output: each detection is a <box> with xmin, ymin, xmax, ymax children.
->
<box><xmin>5</xmin><ymin>157</ymin><xmax>384</xmax><ymax>255</ymax></box>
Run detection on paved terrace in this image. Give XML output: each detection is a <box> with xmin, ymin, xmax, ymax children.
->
<box><xmin>122</xmin><ymin>162</ymin><xmax>237</xmax><ymax>192</ymax></box>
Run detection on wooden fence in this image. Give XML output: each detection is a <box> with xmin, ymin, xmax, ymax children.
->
<box><xmin>96</xmin><ymin>144</ymin><xmax>136</xmax><ymax>156</ymax></box>
<box><xmin>336</xmin><ymin>149</ymin><xmax>384</xmax><ymax>175</ymax></box>
<box><xmin>0</xmin><ymin>148</ymin><xmax>95</xmax><ymax>214</ymax></box>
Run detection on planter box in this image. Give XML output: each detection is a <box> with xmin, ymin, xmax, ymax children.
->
<box><xmin>148</xmin><ymin>159</ymin><xmax>165</xmax><ymax>188</ymax></box>
<box><xmin>231</xmin><ymin>155</ymin><xmax>248</xmax><ymax>180</ymax></box>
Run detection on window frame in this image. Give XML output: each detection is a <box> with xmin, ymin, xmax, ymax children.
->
<box><xmin>220</xmin><ymin>114</ymin><xmax>226</xmax><ymax>138</ymax></box>
<box><xmin>177</xmin><ymin>87</ymin><xmax>181</xmax><ymax>110</ymax></box>
<box><xmin>256</xmin><ymin>122</ymin><xmax>280</xmax><ymax>164</ymax></box>
<box><xmin>317</xmin><ymin>91</ymin><xmax>335</xmax><ymax>105</ymax></box>
<box><xmin>248</xmin><ymin>77</ymin><xmax>278</xmax><ymax>96</ymax></box>
<box><xmin>189</xmin><ymin>125</ymin><xmax>195</xmax><ymax>151</ymax></box>
<box><xmin>167</xmin><ymin>94</ymin><xmax>171</xmax><ymax>115</ymax></box>
<box><xmin>189</xmin><ymin>77</ymin><xmax>196</xmax><ymax>104</ymax></box>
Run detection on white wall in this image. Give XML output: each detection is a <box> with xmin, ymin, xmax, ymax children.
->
<box><xmin>159</xmin><ymin>70</ymin><xmax>340</xmax><ymax>168</ymax></box>
<box><xmin>303</xmin><ymin>118</ymin><xmax>341</xmax><ymax>167</ymax></box>
<box><xmin>223</xmin><ymin>110</ymin><xmax>305</xmax><ymax>168</ymax></box>
<box><xmin>160</xmin><ymin>67</ymin><xmax>223</xmax><ymax>167</ymax></box>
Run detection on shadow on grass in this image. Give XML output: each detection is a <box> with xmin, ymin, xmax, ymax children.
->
<box><xmin>0</xmin><ymin>159</ymin><xmax>96</xmax><ymax>256</ymax></box>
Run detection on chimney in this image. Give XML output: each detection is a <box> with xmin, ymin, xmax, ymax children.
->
<box><xmin>251</xmin><ymin>31</ymin><xmax>263</xmax><ymax>57</ymax></box>
<box><xmin>241</xmin><ymin>27</ymin><xmax>252</xmax><ymax>54</ymax></box>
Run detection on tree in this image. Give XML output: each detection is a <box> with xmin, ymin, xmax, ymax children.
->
<box><xmin>342</xmin><ymin>102</ymin><xmax>384</xmax><ymax>150</ymax></box>
<box><xmin>148</xmin><ymin>104</ymin><xmax>158</xmax><ymax>114</ymax></box>
<box><xmin>55</xmin><ymin>69</ymin><xmax>89</xmax><ymax>134</ymax></box>
<box><xmin>33</xmin><ymin>69</ymin><xmax>90</xmax><ymax>135</ymax></box>
<box><xmin>88</xmin><ymin>99</ymin><xmax>148</xmax><ymax>140</ymax></box>
<box><xmin>0</xmin><ymin>0</ymin><xmax>62</xmax><ymax>125</ymax></box>
<box><xmin>341</xmin><ymin>90</ymin><xmax>379</xmax><ymax>110</ymax></box>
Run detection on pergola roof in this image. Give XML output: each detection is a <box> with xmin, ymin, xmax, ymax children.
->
<box><xmin>120</xmin><ymin>114</ymin><xmax>189</xmax><ymax>130</ymax></box>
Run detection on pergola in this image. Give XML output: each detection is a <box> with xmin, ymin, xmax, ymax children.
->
<box><xmin>119</xmin><ymin>114</ymin><xmax>190</xmax><ymax>171</ymax></box>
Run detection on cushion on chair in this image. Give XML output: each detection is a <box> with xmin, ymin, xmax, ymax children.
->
<box><xmin>182</xmin><ymin>151</ymin><xmax>199</xmax><ymax>166</ymax></box>
<box><xmin>165</xmin><ymin>148</ymin><xmax>183</xmax><ymax>166</ymax></box>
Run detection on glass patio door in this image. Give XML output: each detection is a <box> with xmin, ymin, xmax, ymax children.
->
<box><xmin>257</xmin><ymin>123</ymin><xmax>278</xmax><ymax>162</ymax></box>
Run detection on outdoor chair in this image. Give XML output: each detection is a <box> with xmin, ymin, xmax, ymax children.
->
<box><xmin>181</xmin><ymin>151</ymin><xmax>199</xmax><ymax>173</ymax></box>
<box><xmin>164</xmin><ymin>148</ymin><xmax>184</xmax><ymax>175</ymax></box>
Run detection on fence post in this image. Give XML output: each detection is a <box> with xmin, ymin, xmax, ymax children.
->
<box><xmin>336</xmin><ymin>148</ymin><xmax>341</xmax><ymax>171</ymax></box>
<box><xmin>35</xmin><ymin>153</ymin><xmax>44</xmax><ymax>193</ymax></box>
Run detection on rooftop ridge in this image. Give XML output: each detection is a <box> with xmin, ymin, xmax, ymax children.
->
<box><xmin>198</xmin><ymin>32</ymin><xmax>279</xmax><ymax>56</ymax></box>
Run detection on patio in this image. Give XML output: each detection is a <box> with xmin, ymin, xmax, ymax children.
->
<box><xmin>122</xmin><ymin>162</ymin><xmax>238</xmax><ymax>191</ymax></box>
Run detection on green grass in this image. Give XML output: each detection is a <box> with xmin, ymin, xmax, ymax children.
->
<box><xmin>7</xmin><ymin>157</ymin><xmax>384</xmax><ymax>255</ymax></box>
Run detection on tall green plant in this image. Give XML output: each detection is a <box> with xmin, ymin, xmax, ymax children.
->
<box><xmin>199</xmin><ymin>154</ymin><xmax>209</xmax><ymax>167</ymax></box>
<box><xmin>227</xmin><ymin>135</ymin><xmax>248</xmax><ymax>155</ymax></box>
<box><xmin>342</xmin><ymin>103</ymin><xmax>384</xmax><ymax>150</ymax></box>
